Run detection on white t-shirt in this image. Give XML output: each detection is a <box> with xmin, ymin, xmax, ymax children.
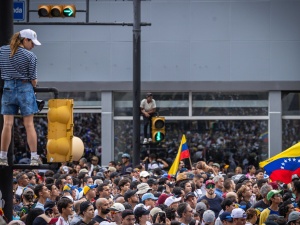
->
<box><xmin>140</xmin><ymin>99</ymin><xmax>156</xmax><ymax>112</ymax></box>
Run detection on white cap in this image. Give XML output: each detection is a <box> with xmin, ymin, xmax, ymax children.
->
<box><xmin>20</xmin><ymin>29</ymin><xmax>41</xmax><ymax>46</ymax></box>
<box><xmin>231</xmin><ymin>208</ymin><xmax>246</xmax><ymax>219</ymax></box>
<box><xmin>140</xmin><ymin>171</ymin><xmax>150</xmax><ymax>178</ymax></box>
<box><xmin>108</xmin><ymin>203</ymin><xmax>125</xmax><ymax>212</ymax></box>
<box><xmin>164</xmin><ymin>196</ymin><xmax>181</xmax><ymax>207</ymax></box>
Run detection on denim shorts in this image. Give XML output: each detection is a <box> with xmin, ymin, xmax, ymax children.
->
<box><xmin>1</xmin><ymin>80</ymin><xmax>38</xmax><ymax>116</ymax></box>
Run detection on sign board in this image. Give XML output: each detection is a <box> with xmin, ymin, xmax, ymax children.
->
<box><xmin>14</xmin><ymin>1</ymin><xmax>25</xmax><ymax>21</ymax></box>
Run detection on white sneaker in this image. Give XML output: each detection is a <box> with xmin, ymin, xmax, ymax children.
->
<box><xmin>148</xmin><ymin>138</ymin><xmax>152</xmax><ymax>142</ymax></box>
<box><xmin>143</xmin><ymin>138</ymin><xmax>148</xmax><ymax>144</ymax></box>
<box><xmin>0</xmin><ymin>158</ymin><xmax>8</xmax><ymax>166</ymax></box>
<box><xmin>30</xmin><ymin>157</ymin><xmax>42</xmax><ymax>166</ymax></box>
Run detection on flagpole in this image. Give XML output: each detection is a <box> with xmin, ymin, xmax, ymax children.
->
<box><xmin>188</xmin><ymin>156</ymin><xmax>193</xmax><ymax>170</ymax></box>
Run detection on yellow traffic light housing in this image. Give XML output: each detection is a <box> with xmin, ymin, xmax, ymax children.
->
<box><xmin>47</xmin><ymin>99</ymin><xmax>84</xmax><ymax>162</ymax></box>
<box><xmin>38</xmin><ymin>5</ymin><xmax>76</xmax><ymax>18</ymax></box>
<box><xmin>151</xmin><ymin>117</ymin><xmax>166</xmax><ymax>143</ymax></box>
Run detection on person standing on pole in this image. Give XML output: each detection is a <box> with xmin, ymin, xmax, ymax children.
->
<box><xmin>0</xmin><ymin>29</ymin><xmax>41</xmax><ymax>166</ymax></box>
<box><xmin>140</xmin><ymin>92</ymin><xmax>156</xmax><ymax>144</ymax></box>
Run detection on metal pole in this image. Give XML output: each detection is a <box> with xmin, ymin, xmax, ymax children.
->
<box><xmin>132</xmin><ymin>0</ymin><xmax>141</xmax><ymax>167</ymax></box>
<box><xmin>0</xmin><ymin>0</ymin><xmax>14</xmax><ymax>222</ymax></box>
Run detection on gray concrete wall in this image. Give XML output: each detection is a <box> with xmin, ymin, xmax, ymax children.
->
<box><xmin>14</xmin><ymin>0</ymin><xmax>300</xmax><ymax>85</ymax></box>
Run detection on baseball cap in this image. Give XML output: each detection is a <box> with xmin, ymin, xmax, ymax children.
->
<box><xmin>205</xmin><ymin>180</ymin><xmax>215</xmax><ymax>186</ymax></box>
<box><xmin>80</xmin><ymin>201</ymin><xmax>93</xmax><ymax>214</ymax></box>
<box><xmin>108</xmin><ymin>167</ymin><xmax>117</xmax><ymax>172</ymax></box>
<box><xmin>164</xmin><ymin>196</ymin><xmax>181</xmax><ymax>207</ymax></box>
<box><xmin>140</xmin><ymin>171</ymin><xmax>150</xmax><ymax>178</ymax></box>
<box><xmin>184</xmin><ymin>192</ymin><xmax>196</xmax><ymax>200</ymax></box>
<box><xmin>122</xmin><ymin>153</ymin><xmax>130</xmax><ymax>159</ymax></box>
<box><xmin>288</xmin><ymin>211</ymin><xmax>300</xmax><ymax>223</ymax></box>
<box><xmin>136</xmin><ymin>183</ymin><xmax>152</xmax><ymax>195</ymax></box>
<box><xmin>231</xmin><ymin>208</ymin><xmax>246</xmax><ymax>219</ymax></box>
<box><xmin>203</xmin><ymin>210</ymin><xmax>215</xmax><ymax>223</ymax></box>
<box><xmin>219</xmin><ymin>212</ymin><xmax>233</xmax><ymax>222</ymax></box>
<box><xmin>63</xmin><ymin>184</ymin><xmax>77</xmax><ymax>192</ymax></box>
<box><xmin>22</xmin><ymin>187</ymin><xmax>34</xmax><ymax>195</ymax></box>
<box><xmin>44</xmin><ymin>201</ymin><xmax>56</xmax><ymax>211</ymax></box>
<box><xmin>20</xmin><ymin>29</ymin><xmax>41</xmax><ymax>46</ymax></box>
<box><xmin>79</xmin><ymin>168</ymin><xmax>89</xmax><ymax>173</ymax></box>
<box><xmin>146</xmin><ymin>93</ymin><xmax>153</xmax><ymax>97</ymax></box>
<box><xmin>124</xmin><ymin>190</ymin><xmax>138</xmax><ymax>202</ymax></box>
<box><xmin>266</xmin><ymin>190</ymin><xmax>282</xmax><ymax>201</ymax></box>
<box><xmin>134</xmin><ymin>207</ymin><xmax>150</xmax><ymax>217</ymax></box>
<box><xmin>212</xmin><ymin>163</ymin><xmax>220</xmax><ymax>168</ymax></box>
<box><xmin>150</xmin><ymin>207</ymin><xmax>163</xmax><ymax>217</ymax></box>
<box><xmin>196</xmin><ymin>202</ymin><xmax>207</xmax><ymax>212</ymax></box>
<box><xmin>109</xmin><ymin>203</ymin><xmax>125</xmax><ymax>212</ymax></box>
<box><xmin>83</xmin><ymin>184</ymin><xmax>98</xmax><ymax>195</ymax></box>
<box><xmin>292</xmin><ymin>174</ymin><xmax>300</xmax><ymax>181</ymax></box>
<box><xmin>141</xmin><ymin>193</ymin><xmax>158</xmax><ymax>202</ymax></box>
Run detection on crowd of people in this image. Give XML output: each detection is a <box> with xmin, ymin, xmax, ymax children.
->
<box><xmin>1</xmin><ymin>156</ymin><xmax>300</xmax><ymax>225</ymax></box>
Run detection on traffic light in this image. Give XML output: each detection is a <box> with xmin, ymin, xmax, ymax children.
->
<box><xmin>151</xmin><ymin>117</ymin><xmax>166</xmax><ymax>143</ymax></box>
<box><xmin>38</xmin><ymin>5</ymin><xmax>76</xmax><ymax>17</ymax></box>
<box><xmin>47</xmin><ymin>99</ymin><xmax>84</xmax><ymax>162</ymax></box>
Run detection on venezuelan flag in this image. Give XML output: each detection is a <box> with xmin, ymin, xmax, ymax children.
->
<box><xmin>259</xmin><ymin>132</ymin><xmax>268</xmax><ymax>143</ymax></box>
<box><xmin>259</xmin><ymin>142</ymin><xmax>300</xmax><ymax>184</ymax></box>
<box><xmin>168</xmin><ymin>135</ymin><xmax>190</xmax><ymax>177</ymax></box>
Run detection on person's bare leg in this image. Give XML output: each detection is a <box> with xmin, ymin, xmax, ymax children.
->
<box><xmin>23</xmin><ymin>115</ymin><xmax>37</xmax><ymax>154</ymax></box>
<box><xmin>0</xmin><ymin>115</ymin><xmax>14</xmax><ymax>165</ymax></box>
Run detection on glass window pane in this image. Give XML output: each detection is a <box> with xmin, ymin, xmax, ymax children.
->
<box><xmin>192</xmin><ymin>92</ymin><xmax>268</xmax><ymax>116</ymax></box>
<box><xmin>282</xmin><ymin>92</ymin><xmax>300</xmax><ymax>115</ymax></box>
<box><xmin>282</xmin><ymin>119</ymin><xmax>300</xmax><ymax>150</ymax></box>
<box><xmin>114</xmin><ymin>119</ymin><xmax>269</xmax><ymax>169</ymax></box>
<box><xmin>114</xmin><ymin>92</ymin><xmax>189</xmax><ymax>116</ymax></box>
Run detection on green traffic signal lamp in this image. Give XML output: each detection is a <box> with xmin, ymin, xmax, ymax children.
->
<box><xmin>63</xmin><ymin>5</ymin><xmax>76</xmax><ymax>17</ymax></box>
<box><xmin>154</xmin><ymin>131</ymin><xmax>165</xmax><ymax>142</ymax></box>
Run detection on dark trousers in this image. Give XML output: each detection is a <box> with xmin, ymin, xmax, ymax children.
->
<box><xmin>143</xmin><ymin>113</ymin><xmax>155</xmax><ymax>139</ymax></box>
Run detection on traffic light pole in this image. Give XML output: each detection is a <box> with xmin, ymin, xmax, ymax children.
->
<box><xmin>132</xmin><ymin>0</ymin><xmax>141</xmax><ymax>167</ymax></box>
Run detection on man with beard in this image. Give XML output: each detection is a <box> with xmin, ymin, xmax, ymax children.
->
<box><xmin>120</xmin><ymin>154</ymin><xmax>133</xmax><ymax>176</ymax></box>
<box><xmin>94</xmin><ymin>198</ymin><xmax>111</xmax><ymax>223</ymax></box>
<box><xmin>184</xmin><ymin>192</ymin><xmax>197</xmax><ymax>211</ymax></box>
<box><xmin>198</xmin><ymin>180</ymin><xmax>223</xmax><ymax>217</ymax></box>
<box><xmin>177</xmin><ymin>202</ymin><xmax>194</xmax><ymax>225</ymax></box>
<box><xmin>124</xmin><ymin>190</ymin><xmax>139</xmax><ymax>209</ymax></box>
<box><xmin>193</xmin><ymin>174</ymin><xmax>205</xmax><ymax>199</ymax></box>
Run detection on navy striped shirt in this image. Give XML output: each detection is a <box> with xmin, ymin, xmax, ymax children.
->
<box><xmin>0</xmin><ymin>45</ymin><xmax>37</xmax><ymax>80</ymax></box>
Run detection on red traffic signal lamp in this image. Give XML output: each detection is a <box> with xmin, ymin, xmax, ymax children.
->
<box><xmin>38</xmin><ymin>5</ymin><xmax>76</xmax><ymax>17</ymax></box>
<box><xmin>151</xmin><ymin>117</ymin><xmax>166</xmax><ymax>143</ymax></box>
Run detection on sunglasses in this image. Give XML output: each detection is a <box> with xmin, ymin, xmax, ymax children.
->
<box><xmin>110</xmin><ymin>211</ymin><xmax>120</xmax><ymax>215</ymax></box>
<box><xmin>206</xmin><ymin>184</ymin><xmax>215</xmax><ymax>189</ymax></box>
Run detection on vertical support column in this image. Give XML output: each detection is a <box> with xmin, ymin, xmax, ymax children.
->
<box><xmin>101</xmin><ymin>91</ymin><xmax>114</xmax><ymax>165</ymax></box>
<box><xmin>269</xmin><ymin>91</ymin><xmax>282</xmax><ymax>157</ymax></box>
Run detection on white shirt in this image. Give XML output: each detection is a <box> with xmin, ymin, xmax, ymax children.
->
<box><xmin>56</xmin><ymin>216</ymin><xmax>70</xmax><ymax>225</ymax></box>
<box><xmin>140</xmin><ymin>99</ymin><xmax>156</xmax><ymax>112</ymax></box>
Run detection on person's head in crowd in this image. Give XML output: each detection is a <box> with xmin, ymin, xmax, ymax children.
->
<box><xmin>224</xmin><ymin>178</ymin><xmax>236</xmax><ymax>193</ymax></box>
<box><xmin>260</xmin><ymin>183</ymin><xmax>273</xmax><ymax>202</ymax></box>
<box><xmin>255</xmin><ymin>169</ymin><xmax>265</xmax><ymax>180</ymax></box>
<box><xmin>97</xmin><ymin>183</ymin><xmax>111</xmax><ymax>198</ymax></box>
<box><xmin>121</xmin><ymin>153</ymin><xmax>131</xmax><ymax>166</ymax></box>
<box><xmin>46</xmin><ymin>184</ymin><xmax>60</xmax><ymax>202</ymax></box>
<box><xmin>164</xmin><ymin>196</ymin><xmax>181</xmax><ymax>210</ymax></box>
<box><xmin>25</xmin><ymin>208</ymin><xmax>44</xmax><ymax>225</ymax></box>
<box><xmin>63</xmin><ymin>184</ymin><xmax>77</xmax><ymax>200</ymax></box>
<box><xmin>108</xmin><ymin>161</ymin><xmax>117</xmax><ymax>167</ymax></box>
<box><xmin>108</xmin><ymin>197</ymin><xmax>114</xmax><ymax>207</ymax></box>
<box><xmin>221</xmin><ymin>198</ymin><xmax>235</xmax><ymax>213</ymax></box>
<box><xmin>110</xmin><ymin>172</ymin><xmax>121</xmax><ymax>183</ymax></box>
<box><xmin>257</xmin><ymin>178</ymin><xmax>268</xmax><ymax>189</ymax></box>
<box><xmin>27</xmin><ymin>172</ymin><xmax>37</xmax><ymax>187</ymax></box>
<box><xmin>166</xmin><ymin>181</ymin><xmax>175</xmax><ymax>194</ymax></box>
<box><xmin>277</xmin><ymin>217</ymin><xmax>287</xmax><ymax>225</ymax></box>
<box><xmin>44</xmin><ymin>170</ymin><xmax>55</xmax><ymax>178</ymax></box>
<box><xmin>65</xmin><ymin>175</ymin><xmax>73</xmax><ymax>185</ymax></box>
<box><xmin>172</xmin><ymin>186</ymin><xmax>185</xmax><ymax>200</ymax></box>
<box><xmin>119</xmin><ymin>178</ymin><xmax>131</xmax><ymax>195</ymax></box>
<box><xmin>246</xmin><ymin>165</ymin><xmax>256</xmax><ymax>176</ymax></box>
<box><xmin>245</xmin><ymin>208</ymin><xmax>258</xmax><ymax>225</ymax></box>
<box><xmin>74</xmin><ymin>164</ymin><xmax>81</xmax><ymax>174</ymax></box>
<box><xmin>147</xmin><ymin>178</ymin><xmax>159</xmax><ymax>192</ymax></box>
<box><xmin>177</xmin><ymin>202</ymin><xmax>193</xmax><ymax>225</ymax></box>
<box><xmin>91</xmin><ymin>156</ymin><xmax>99</xmax><ymax>166</ymax></box>
<box><xmin>287</xmin><ymin>211</ymin><xmax>300</xmax><ymax>225</ymax></box>
<box><xmin>184</xmin><ymin>192</ymin><xmax>197</xmax><ymax>209</ymax></box>
<box><xmin>21</xmin><ymin>187</ymin><xmax>35</xmax><ymax>203</ymax></box>
<box><xmin>139</xmin><ymin>171</ymin><xmax>150</xmax><ymax>183</ymax></box>
<box><xmin>196</xmin><ymin>202</ymin><xmax>207</xmax><ymax>214</ymax></box>
<box><xmin>179</xmin><ymin>161</ymin><xmax>185</xmax><ymax>170</ymax></box>
<box><xmin>267</xmin><ymin>190</ymin><xmax>283</xmax><ymax>208</ymax></box>
<box><xmin>45</xmin><ymin>177</ymin><xmax>54</xmax><ymax>185</ymax></box>
<box><xmin>141</xmin><ymin>193</ymin><xmax>157</xmax><ymax>209</ymax></box>
<box><xmin>242</xmin><ymin>180</ymin><xmax>253</xmax><ymax>191</ymax></box>
<box><xmin>150</xmin><ymin>207</ymin><xmax>163</xmax><ymax>222</ymax></box>
<box><xmin>109</xmin><ymin>203</ymin><xmax>125</xmax><ymax>224</ymax></box>
<box><xmin>212</xmin><ymin>163</ymin><xmax>220</xmax><ymax>174</ymax></box>
<box><xmin>44</xmin><ymin>200</ymin><xmax>58</xmax><ymax>218</ymax></box>
<box><xmin>205</xmin><ymin>180</ymin><xmax>216</xmax><ymax>198</ymax></box>
<box><xmin>203</xmin><ymin>209</ymin><xmax>216</xmax><ymax>225</ymax></box>
<box><xmin>57</xmin><ymin>197</ymin><xmax>73</xmax><ymax>217</ymax></box>
<box><xmin>34</xmin><ymin>184</ymin><xmax>50</xmax><ymax>202</ymax></box>
<box><xmin>279</xmin><ymin>199</ymin><xmax>295</xmax><ymax>219</ymax></box>
<box><xmin>121</xmin><ymin>209</ymin><xmax>135</xmax><ymax>225</ymax></box>
<box><xmin>231</xmin><ymin>208</ymin><xmax>247</xmax><ymax>225</ymax></box>
<box><xmin>136</xmin><ymin>183</ymin><xmax>152</xmax><ymax>196</ymax></box>
<box><xmin>236</xmin><ymin>185</ymin><xmax>252</xmax><ymax>204</ymax></box>
<box><xmin>293</xmin><ymin>180</ymin><xmax>300</xmax><ymax>198</ymax></box>
<box><xmin>124</xmin><ymin>190</ymin><xmax>139</xmax><ymax>208</ymax></box>
<box><xmin>83</xmin><ymin>176</ymin><xmax>94</xmax><ymax>186</ymax></box>
<box><xmin>130</xmin><ymin>180</ymin><xmax>139</xmax><ymax>190</ymax></box>
<box><xmin>83</xmin><ymin>184</ymin><xmax>98</xmax><ymax>201</ymax></box>
<box><xmin>130</xmin><ymin>168</ymin><xmax>140</xmax><ymax>180</ymax></box>
<box><xmin>213</xmin><ymin>175</ymin><xmax>225</xmax><ymax>191</ymax></box>
<box><xmin>251</xmin><ymin>181</ymin><xmax>259</xmax><ymax>196</ymax></box>
<box><xmin>180</xmin><ymin>180</ymin><xmax>192</xmax><ymax>194</ymax></box>
<box><xmin>73</xmin><ymin>200</ymin><xmax>82</xmax><ymax>217</ymax></box>
<box><xmin>193</xmin><ymin>174</ymin><xmax>204</xmax><ymax>190</ymax></box>
<box><xmin>156</xmin><ymin>193</ymin><xmax>170</xmax><ymax>206</ymax></box>
<box><xmin>17</xmin><ymin>172</ymin><xmax>30</xmax><ymax>187</ymax></box>
<box><xmin>96</xmin><ymin>198</ymin><xmax>110</xmax><ymax>217</ymax></box>
<box><xmin>79</xmin><ymin>201</ymin><xmax>95</xmax><ymax>224</ymax></box>
<box><xmin>134</xmin><ymin>206</ymin><xmax>150</xmax><ymax>225</ymax></box>
<box><xmin>115</xmin><ymin>196</ymin><xmax>126</xmax><ymax>204</ymax></box>
<box><xmin>220</xmin><ymin>212</ymin><xmax>234</xmax><ymax>225</ymax></box>
<box><xmin>79</xmin><ymin>157</ymin><xmax>87</xmax><ymax>167</ymax></box>
<box><xmin>235</xmin><ymin>167</ymin><xmax>243</xmax><ymax>175</ymax></box>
